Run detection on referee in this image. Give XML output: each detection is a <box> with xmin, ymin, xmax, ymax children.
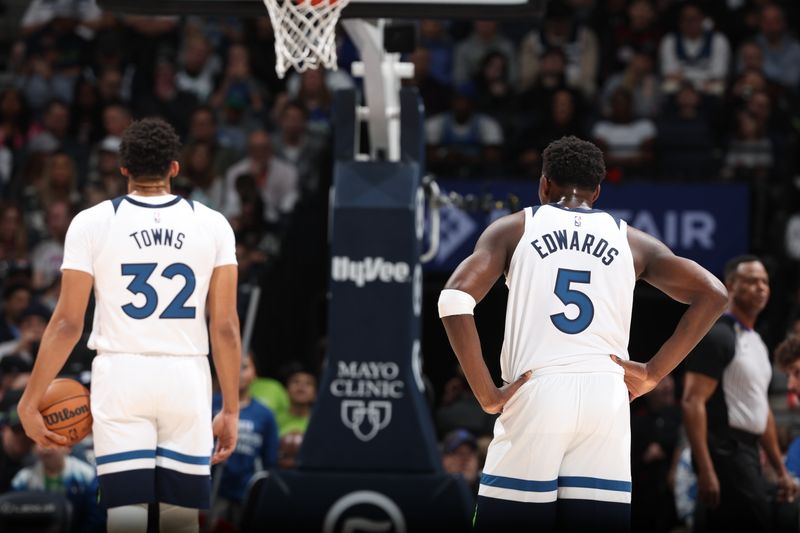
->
<box><xmin>682</xmin><ymin>255</ymin><xmax>797</xmax><ymax>531</ymax></box>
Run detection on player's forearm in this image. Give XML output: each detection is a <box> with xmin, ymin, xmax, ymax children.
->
<box><xmin>18</xmin><ymin>318</ymin><xmax>83</xmax><ymax>409</ymax></box>
<box><xmin>681</xmin><ymin>398</ymin><xmax>715</xmax><ymax>475</ymax></box>
<box><xmin>441</xmin><ymin>315</ymin><xmax>498</xmax><ymax>409</ymax></box>
<box><xmin>211</xmin><ymin>319</ymin><xmax>242</xmax><ymax>414</ymax></box>
<box><xmin>647</xmin><ymin>295</ymin><xmax>726</xmax><ymax>382</ymax></box>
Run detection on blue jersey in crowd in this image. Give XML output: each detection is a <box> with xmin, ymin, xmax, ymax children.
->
<box><xmin>212</xmin><ymin>394</ymin><xmax>279</xmax><ymax>502</ymax></box>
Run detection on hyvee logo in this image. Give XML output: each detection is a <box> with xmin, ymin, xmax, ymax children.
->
<box><xmin>331</xmin><ymin>257</ymin><xmax>411</xmax><ymax>287</ymax></box>
<box><xmin>43</xmin><ymin>405</ymin><xmax>89</xmax><ymax>426</ymax></box>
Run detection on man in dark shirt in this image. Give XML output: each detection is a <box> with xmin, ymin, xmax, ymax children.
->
<box><xmin>682</xmin><ymin>255</ymin><xmax>797</xmax><ymax>531</ymax></box>
<box><xmin>0</xmin><ymin>389</ymin><xmax>34</xmax><ymax>492</ymax></box>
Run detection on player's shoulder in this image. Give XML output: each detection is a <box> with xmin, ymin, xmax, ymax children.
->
<box><xmin>70</xmin><ymin>199</ymin><xmax>118</xmax><ymax>228</ymax></box>
<box><xmin>190</xmin><ymin>199</ymin><xmax>230</xmax><ymax>225</ymax></box>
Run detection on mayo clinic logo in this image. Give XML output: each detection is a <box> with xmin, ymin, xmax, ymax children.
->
<box><xmin>331</xmin><ymin>361</ymin><xmax>404</xmax><ymax>442</ymax></box>
<box><xmin>323</xmin><ymin>491</ymin><xmax>406</xmax><ymax>533</ymax></box>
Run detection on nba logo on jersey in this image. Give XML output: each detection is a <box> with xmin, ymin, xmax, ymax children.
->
<box><xmin>574</xmin><ymin>215</ymin><xmax>581</xmax><ymax>227</ymax></box>
<box><xmin>154</xmin><ymin>211</ymin><xmax>161</xmax><ymax>223</ymax></box>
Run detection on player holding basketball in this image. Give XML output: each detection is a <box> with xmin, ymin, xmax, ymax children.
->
<box><xmin>17</xmin><ymin>118</ymin><xmax>241</xmax><ymax>533</ymax></box>
<box><xmin>439</xmin><ymin>136</ymin><xmax>727</xmax><ymax>531</ymax></box>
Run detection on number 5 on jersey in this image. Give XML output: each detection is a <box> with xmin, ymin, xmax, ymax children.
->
<box><xmin>550</xmin><ymin>268</ymin><xmax>594</xmax><ymax>334</ymax></box>
<box><xmin>121</xmin><ymin>262</ymin><xmax>197</xmax><ymax>319</ymax></box>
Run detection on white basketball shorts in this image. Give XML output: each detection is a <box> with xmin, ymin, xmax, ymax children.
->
<box><xmin>91</xmin><ymin>353</ymin><xmax>213</xmax><ymax>509</ymax></box>
<box><xmin>479</xmin><ymin>370</ymin><xmax>632</xmax><ymax>505</ymax></box>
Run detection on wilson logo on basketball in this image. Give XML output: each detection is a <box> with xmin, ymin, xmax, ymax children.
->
<box><xmin>44</xmin><ymin>405</ymin><xmax>90</xmax><ymax>426</ymax></box>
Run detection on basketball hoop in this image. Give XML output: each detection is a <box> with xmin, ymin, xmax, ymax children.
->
<box><xmin>262</xmin><ymin>0</ymin><xmax>351</xmax><ymax>78</ymax></box>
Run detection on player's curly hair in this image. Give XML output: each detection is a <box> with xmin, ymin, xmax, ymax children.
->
<box><xmin>119</xmin><ymin>118</ymin><xmax>181</xmax><ymax>180</ymax></box>
<box><xmin>776</xmin><ymin>334</ymin><xmax>800</xmax><ymax>370</ymax></box>
<box><xmin>542</xmin><ymin>136</ymin><xmax>606</xmax><ymax>191</ymax></box>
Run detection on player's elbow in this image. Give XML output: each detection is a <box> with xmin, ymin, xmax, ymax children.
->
<box><xmin>211</xmin><ymin>317</ymin><xmax>240</xmax><ymax>344</ymax></box>
<box><xmin>705</xmin><ymin>277</ymin><xmax>728</xmax><ymax>312</ymax></box>
<box><xmin>50</xmin><ymin>316</ymin><xmax>83</xmax><ymax>342</ymax></box>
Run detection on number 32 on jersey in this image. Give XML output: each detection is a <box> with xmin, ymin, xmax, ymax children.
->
<box><xmin>121</xmin><ymin>262</ymin><xmax>197</xmax><ymax>319</ymax></box>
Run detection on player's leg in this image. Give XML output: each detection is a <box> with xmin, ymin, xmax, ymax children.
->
<box><xmin>154</xmin><ymin>355</ymin><xmax>215</xmax><ymax>530</ymax></box>
<box><xmin>91</xmin><ymin>354</ymin><xmax>159</xmax><ymax>530</ymax></box>
<box><xmin>475</xmin><ymin>374</ymin><xmax>575</xmax><ymax>531</ymax></box>
<box><xmin>557</xmin><ymin>372</ymin><xmax>631</xmax><ymax>532</ymax></box>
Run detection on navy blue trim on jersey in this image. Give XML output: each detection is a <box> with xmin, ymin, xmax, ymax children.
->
<box><xmin>546</xmin><ymin>202</ymin><xmax>623</xmax><ymax>228</ymax></box>
<box><xmin>96</xmin><ymin>449</ymin><xmax>157</xmax><ymax>465</ymax></box>
<box><xmin>558</xmin><ymin>476</ymin><xmax>632</xmax><ymax>492</ymax></box>
<box><xmin>183</xmin><ymin>197</ymin><xmax>195</xmax><ymax>210</ymax></box>
<box><xmin>481</xmin><ymin>473</ymin><xmax>558</xmax><ymax>492</ymax></box>
<box><xmin>123</xmin><ymin>195</ymin><xmax>182</xmax><ymax>209</ymax></box>
<box><xmin>98</xmin><ymin>469</ymin><xmax>156</xmax><ymax>508</ymax></box>
<box><xmin>156</xmin><ymin>447</ymin><xmax>210</xmax><ymax>465</ymax></box>
<box><xmin>155</xmin><ymin>467</ymin><xmax>211</xmax><ymax>509</ymax></box>
<box><xmin>111</xmin><ymin>196</ymin><xmax>125</xmax><ymax>213</ymax></box>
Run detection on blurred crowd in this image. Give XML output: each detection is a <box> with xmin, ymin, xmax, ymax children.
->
<box><xmin>2</xmin><ymin>0</ymin><xmax>800</xmax><ymax>531</ymax></box>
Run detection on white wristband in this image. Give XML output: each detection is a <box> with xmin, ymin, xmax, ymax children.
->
<box><xmin>438</xmin><ymin>289</ymin><xmax>477</xmax><ymax>318</ymax></box>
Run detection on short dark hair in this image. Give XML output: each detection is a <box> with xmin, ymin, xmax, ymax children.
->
<box><xmin>120</xmin><ymin>118</ymin><xmax>181</xmax><ymax>180</ymax></box>
<box><xmin>542</xmin><ymin>136</ymin><xmax>606</xmax><ymax>191</ymax></box>
<box><xmin>776</xmin><ymin>335</ymin><xmax>800</xmax><ymax>370</ymax></box>
<box><xmin>723</xmin><ymin>254</ymin><xmax>762</xmax><ymax>283</ymax></box>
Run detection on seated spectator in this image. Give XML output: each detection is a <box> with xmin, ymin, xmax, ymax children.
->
<box><xmin>722</xmin><ymin>110</ymin><xmax>773</xmax><ymax>181</ymax></box>
<box><xmin>31</xmin><ymin>200</ymin><xmax>71</xmax><ymax>291</ymax></box>
<box><xmin>441</xmin><ymin>429</ymin><xmax>480</xmax><ymax>494</ymax></box>
<box><xmin>406</xmin><ymin>47</ymin><xmax>452</xmax><ymax>118</ymax></box>
<box><xmin>276</xmin><ymin>365</ymin><xmax>317</xmax><ymax>436</ymax></box>
<box><xmin>425</xmin><ymin>84</ymin><xmax>504</xmax><ymax>178</ymax></box>
<box><xmin>0</xmin><ymin>303</ymin><xmax>49</xmax><ymax>362</ymax></box>
<box><xmin>735</xmin><ymin>40</ymin><xmax>765</xmax><ymax>76</ymax></box>
<box><xmin>0</xmin><ymin>204</ymin><xmax>29</xmax><ymax>267</ymax></box>
<box><xmin>453</xmin><ymin>21</ymin><xmax>516</xmax><ymax>86</ymax></box>
<box><xmin>28</xmin><ymin>100</ymin><xmax>86</xmax><ymax>168</ymax></box>
<box><xmin>272</xmin><ymin>101</ymin><xmax>327</xmax><ymax>195</ymax></box>
<box><xmin>0</xmin><ymin>284</ymin><xmax>31</xmax><ymax>345</ymax></box>
<box><xmin>0</xmin><ymin>88</ymin><xmax>32</xmax><ymax>156</ymax></box>
<box><xmin>592</xmin><ymin>87</ymin><xmax>656</xmax><ymax>179</ymax></box>
<box><xmin>600</xmin><ymin>49</ymin><xmax>662</xmax><ymax>119</ymax></box>
<box><xmin>12</xmin><ymin>443</ymin><xmax>103</xmax><ymax>532</ymax></box>
<box><xmin>222</xmin><ymin>129</ymin><xmax>300</xmax><ymax>224</ymax></box>
<box><xmin>754</xmin><ymin>3</ymin><xmax>800</xmax><ymax>90</ymax></box>
<box><xmin>183</xmin><ymin>141</ymin><xmax>225</xmax><ymax>211</ymax></box>
<box><xmin>285</xmin><ymin>69</ymin><xmax>344</xmax><ymax>138</ymax></box>
<box><xmin>97</xmin><ymin>67</ymin><xmax>124</xmax><ymax>106</ymax></box>
<box><xmin>473</xmin><ymin>51</ymin><xmax>516</xmax><ymax>133</ymax></box>
<box><xmin>210</xmin><ymin>44</ymin><xmax>265</xmax><ymax>120</ymax></box>
<box><xmin>518</xmin><ymin>1</ymin><xmax>599</xmax><ymax>97</ymax></box>
<box><xmin>659</xmin><ymin>2</ymin><xmax>730</xmax><ymax>96</ymax></box>
<box><xmin>68</xmin><ymin>79</ymin><xmax>102</xmax><ymax>148</ymax></box>
<box><xmin>134</xmin><ymin>59</ymin><xmax>198</xmax><ymax>139</ymax></box>
<box><xmin>418</xmin><ymin>19</ymin><xmax>454</xmax><ymax>86</ymax></box>
<box><xmin>611</xmin><ymin>0</ymin><xmax>662</xmax><ymax>73</ymax></box>
<box><xmin>88</xmin><ymin>136</ymin><xmax>125</xmax><ymax>200</ymax></box>
<box><xmin>210</xmin><ymin>355</ymin><xmax>278</xmax><ymax>530</ymax></box>
<box><xmin>187</xmin><ymin>105</ymin><xmax>241</xmax><ymax>176</ymax></box>
<box><xmin>656</xmin><ymin>83</ymin><xmax>716</xmax><ymax>179</ymax></box>
<box><xmin>99</xmin><ymin>102</ymin><xmax>132</xmax><ymax>140</ymax></box>
<box><xmin>176</xmin><ymin>33</ymin><xmax>220</xmax><ymax>103</ymax></box>
<box><xmin>0</xmin><ymin>389</ymin><xmax>35</xmax><ymax>492</ymax></box>
<box><xmin>22</xmin><ymin>152</ymin><xmax>79</xmax><ymax>243</ymax></box>
<box><xmin>250</xmin><ymin>365</ymin><xmax>290</xmax><ymax>421</ymax></box>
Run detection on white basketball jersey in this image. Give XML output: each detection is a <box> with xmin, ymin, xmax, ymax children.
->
<box><xmin>500</xmin><ymin>204</ymin><xmax>636</xmax><ymax>382</ymax></box>
<box><xmin>61</xmin><ymin>194</ymin><xmax>237</xmax><ymax>356</ymax></box>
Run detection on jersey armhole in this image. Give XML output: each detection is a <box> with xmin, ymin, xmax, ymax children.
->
<box><xmin>505</xmin><ymin>206</ymin><xmax>536</xmax><ymax>287</ymax></box>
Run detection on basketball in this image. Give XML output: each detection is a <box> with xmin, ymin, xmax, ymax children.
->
<box><xmin>38</xmin><ymin>378</ymin><xmax>92</xmax><ymax>445</ymax></box>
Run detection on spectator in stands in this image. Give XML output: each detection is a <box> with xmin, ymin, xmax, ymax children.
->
<box><xmin>88</xmin><ymin>135</ymin><xmax>125</xmax><ymax>199</ymax></box>
<box><xmin>273</xmin><ymin>101</ymin><xmax>327</xmax><ymax>195</ymax></box>
<box><xmin>0</xmin><ymin>303</ymin><xmax>49</xmax><ymax>363</ymax></box>
<box><xmin>473</xmin><ymin>51</ymin><xmax>515</xmax><ymax>133</ymax></box>
<box><xmin>600</xmin><ymin>48</ymin><xmax>662</xmax><ymax>119</ymax></box>
<box><xmin>736</xmin><ymin>40</ymin><xmax>765</xmax><ymax>75</ymax></box>
<box><xmin>176</xmin><ymin>33</ymin><xmax>220</xmax><ymax>102</ymax></box>
<box><xmin>99</xmin><ymin>102</ymin><xmax>131</xmax><ymax>140</ymax></box>
<box><xmin>277</xmin><ymin>431</ymin><xmax>303</xmax><ymax>469</ymax></box>
<box><xmin>0</xmin><ymin>88</ymin><xmax>32</xmax><ymax>156</ymax></box>
<box><xmin>68</xmin><ymin>79</ymin><xmax>102</xmax><ymax>148</ymax></box>
<box><xmin>516</xmin><ymin>48</ymin><xmax>570</xmax><ymax>120</ymax></box>
<box><xmin>407</xmin><ymin>47</ymin><xmax>452</xmax><ymax>118</ymax></box>
<box><xmin>425</xmin><ymin>83</ymin><xmax>504</xmax><ymax>178</ymax></box>
<box><xmin>453</xmin><ymin>21</ymin><xmax>516</xmax><ymax>86</ymax></box>
<box><xmin>0</xmin><ymin>285</ymin><xmax>31</xmax><ymax>345</ymax></box>
<box><xmin>518</xmin><ymin>0</ymin><xmax>599</xmax><ymax>97</ymax></box>
<box><xmin>210</xmin><ymin>355</ymin><xmax>278</xmax><ymax>530</ymax></box>
<box><xmin>22</xmin><ymin>152</ymin><xmax>79</xmax><ymax>243</ymax></box>
<box><xmin>418</xmin><ymin>19</ymin><xmax>454</xmax><ymax>86</ymax></box>
<box><xmin>276</xmin><ymin>365</ymin><xmax>317</xmax><ymax>436</ymax></box>
<box><xmin>28</xmin><ymin>100</ymin><xmax>84</xmax><ymax>166</ymax></box>
<box><xmin>0</xmin><ymin>205</ymin><xmax>28</xmax><ymax>267</ymax></box>
<box><xmin>441</xmin><ymin>429</ymin><xmax>480</xmax><ymax>494</ymax></box>
<box><xmin>754</xmin><ymin>3</ymin><xmax>800</xmax><ymax>90</ymax></box>
<box><xmin>591</xmin><ymin>87</ymin><xmax>656</xmax><ymax>179</ymax></box>
<box><xmin>210</xmin><ymin>44</ymin><xmax>265</xmax><ymax>120</ymax></box>
<box><xmin>659</xmin><ymin>2</ymin><xmax>731</xmax><ymax>96</ymax></box>
<box><xmin>610</xmin><ymin>0</ymin><xmax>662</xmax><ymax>74</ymax></box>
<box><xmin>222</xmin><ymin>129</ymin><xmax>300</xmax><ymax>224</ymax></box>
<box><xmin>12</xmin><ymin>443</ymin><xmax>103</xmax><ymax>532</ymax></box>
<box><xmin>183</xmin><ymin>141</ymin><xmax>225</xmax><ymax>211</ymax></box>
<box><xmin>97</xmin><ymin>67</ymin><xmax>124</xmax><ymax>106</ymax></box>
<box><xmin>135</xmin><ymin>59</ymin><xmax>198</xmax><ymax>139</ymax></box>
<box><xmin>656</xmin><ymin>82</ymin><xmax>716</xmax><ymax>179</ymax></box>
<box><xmin>0</xmin><ymin>389</ymin><xmax>34</xmax><ymax>493</ymax></box>
<box><xmin>291</xmin><ymin>69</ymin><xmax>337</xmax><ymax>137</ymax></box>
<box><xmin>630</xmin><ymin>375</ymin><xmax>681</xmax><ymax>533</ymax></box>
<box><xmin>31</xmin><ymin>200</ymin><xmax>71</xmax><ymax>291</ymax></box>
<box><xmin>436</xmin><ymin>368</ymin><xmax>495</xmax><ymax>438</ymax></box>
<box><xmin>187</xmin><ymin>105</ymin><xmax>240</xmax><ymax>175</ymax></box>
<box><xmin>722</xmin><ymin>110</ymin><xmax>774</xmax><ymax>181</ymax></box>
<box><xmin>19</xmin><ymin>0</ymin><xmax>102</xmax><ymax>37</ymax></box>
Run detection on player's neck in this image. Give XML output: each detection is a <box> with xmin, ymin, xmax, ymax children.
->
<box><xmin>553</xmin><ymin>192</ymin><xmax>592</xmax><ymax>210</ymax></box>
<box><xmin>128</xmin><ymin>179</ymin><xmax>171</xmax><ymax>196</ymax></box>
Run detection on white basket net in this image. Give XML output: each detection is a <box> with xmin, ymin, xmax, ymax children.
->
<box><xmin>262</xmin><ymin>0</ymin><xmax>352</xmax><ymax>78</ymax></box>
